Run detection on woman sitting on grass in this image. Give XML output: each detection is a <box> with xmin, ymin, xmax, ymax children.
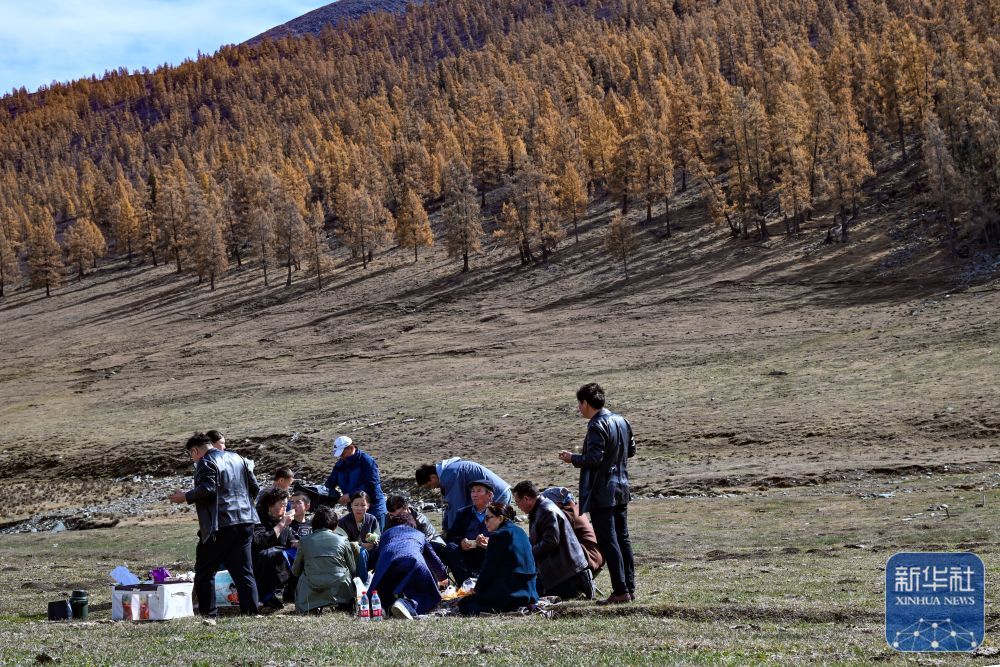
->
<box><xmin>338</xmin><ymin>490</ymin><xmax>380</xmax><ymax>580</ymax></box>
<box><xmin>290</xmin><ymin>506</ymin><xmax>358</xmax><ymax>613</ymax></box>
<box><xmin>458</xmin><ymin>502</ymin><xmax>538</xmax><ymax>616</ymax></box>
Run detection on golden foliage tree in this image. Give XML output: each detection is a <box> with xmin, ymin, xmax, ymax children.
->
<box><xmin>605</xmin><ymin>211</ymin><xmax>636</xmax><ymax>281</ymax></box>
<box><xmin>440</xmin><ymin>159</ymin><xmax>483</xmax><ymax>273</ymax></box>
<box><xmin>63</xmin><ymin>215</ymin><xmax>107</xmax><ymax>280</ymax></box>
<box><xmin>26</xmin><ymin>207</ymin><xmax>65</xmax><ymax>296</ymax></box>
<box><xmin>395</xmin><ymin>189</ymin><xmax>433</xmax><ymax>262</ymax></box>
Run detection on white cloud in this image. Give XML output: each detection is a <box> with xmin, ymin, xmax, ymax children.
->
<box><xmin>0</xmin><ymin>1</ymin><xmax>323</xmax><ymax>92</ymax></box>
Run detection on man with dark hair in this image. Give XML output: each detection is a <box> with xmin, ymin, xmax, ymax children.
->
<box><xmin>252</xmin><ymin>487</ymin><xmax>294</xmax><ymax>611</ymax></box>
<box><xmin>513</xmin><ymin>480</ymin><xmax>593</xmax><ymax>600</ymax></box>
<box><xmin>256</xmin><ymin>466</ymin><xmax>295</xmax><ymax>510</ymax></box>
<box><xmin>558</xmin><ymin>382</ymin><xmax>636</xmax><ymax>605</ymax></box>
<box><xmin>168</xmin><ymin>432</ymin><xmax>261</xmax><ymax>617</ymax></box>
<box><xmin>415</xmin><ymin>458</ymin><xmax>511</xmax><ymax>533</ymax></box>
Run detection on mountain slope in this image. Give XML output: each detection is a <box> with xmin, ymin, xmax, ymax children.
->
<box><xmin>247</xmin><ymin>0</ymin><xmax>418</xmax><ymax>44</ymax></box>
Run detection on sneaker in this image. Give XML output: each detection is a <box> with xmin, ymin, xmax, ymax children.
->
<box><xmin>390</xmin><ymin>599</ymin><xmax>415</xmax><ymax>620</ymax></box>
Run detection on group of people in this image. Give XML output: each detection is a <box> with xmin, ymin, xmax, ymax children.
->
<box><xmin>169</xmin><ymin>382</ymin><xmax>636</xmax><ymax>619</ymax></box>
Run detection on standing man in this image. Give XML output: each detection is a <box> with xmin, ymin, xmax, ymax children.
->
<box><xmin>169</xmin><ymin>432</ymin><xmax>261</xmax><ymax>617</ymax></box>
<box><xmin>415</xmin><ymin>458</ymin><xmax>511</xmax><ymax>533</ymax></box>
<box><xmin>558</xmin><ymin>382</ymin><xmax>636</xmax><ymax>605</ymax></box>
<box><xmin>325</xmin><ymin>435</ymin><xmax>387</xmax><ymax>530</ymax></box>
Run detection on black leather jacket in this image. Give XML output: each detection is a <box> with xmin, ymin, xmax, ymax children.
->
<box><xmin>186</xmin><ymin>449</ymin><xmax>260</xmax><ymax>543</ymax></box>
<box><xmin>571</xmin><ymin>408</ymin><xmax>636</xmax><ymax>513</ymax></box>
<box><xmin>529</xmin><ymin>497</ymin><xmax>588</xmax><ymax>588</ymax></box>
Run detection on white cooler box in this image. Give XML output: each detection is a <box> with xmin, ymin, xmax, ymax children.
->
<box><xmin>112</xmin><ymin>581</ymin><xmax>194</xmax><ymax>621</ymax></box>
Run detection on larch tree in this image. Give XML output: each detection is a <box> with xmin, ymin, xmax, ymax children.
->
<box><xmin>605</xmin><ymin>211</ymin><xmax>636</xmax><ymax>281</ymax></box>
<box><xmin>276</xmin><ymin>190</ymin><xmax>307</xmax><ymax>287</ymax></box>
<box><xmin>0</xmin><ymin>208</ymin><xmax>22</xmax><ymax>297</ymax></box>
<box><xmin>26</xmin><ymin>207</ymin><xmax>64</xmax><ymax>296</ymax></box>
<box><xmin>63</xmin><ymin>215</ymin><xmax>107</xmax><ymax>280</ymax></box>
<box><xmin>250</xmin><ymin>169</ymin><xmax>280</xmax><ymax>287</ymax></box>
<box><xmin>305</xmin><ymin>200</ymin><xmax>333</xmax><ymax>290</ymax></box>
<box><xmin>922</xmin><ymin>112</ymin><xmax>964</xmax><ymax>250</ymax></box>
<box><xmin>440</xmin><ymin>158</ymin><xmax>483</xmax><ymax>273</ymax></box>
<box><xmin>157</xmin><ymin>162</ymin><xmax>191</xmax><ymax>273</ymax></box>
<box><xmin>395</xmin><ymin>189</ymin><xmax>433</xmax><ymax>262</ymax></box>
<box><xmin>109</xmin><ymin>170</ymin><xmax>140</xmax><ymax>263</ymax></box>
<box><xmin>827</xmin><ymin>88</ymin><xmax>873</xmax><ymax>242</ymax></box>
<box><xmin>555</xmin><ymin>163</ymin><xmax>589</xmax><ymax>244</ymax></box>
<box><xmin>190</xmin><ymin>174</ymin><xmax>229</xmax><ymax>290</ymax></box>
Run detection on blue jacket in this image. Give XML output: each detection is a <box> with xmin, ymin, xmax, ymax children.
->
<box><xmin>436</xmin><ymin>457</ymin><xmax>511</xmax><ymax>532</ymax></box>
<box><xmin>461</xmin><ymin>520</ymin><xmax>537</xmax><ymax>614</ymax></box>
<box><xmin>325</xmin><ymin>449</ymin><xmax>387</xmax><ymax>516</ymax></box>
<box><xmin>186</xmin><ymin>449</ymin><xmax>260</xmax><ymax>543</ymax></box>
<box><xmin>368</xmin><ymin>525</ymin><xmax>448</xmax><ymax>615</ymax></box>
<box><xmin>571</xmin><ymin>408</ymin><xmax>635</xmax><ymax>513</ymax></box>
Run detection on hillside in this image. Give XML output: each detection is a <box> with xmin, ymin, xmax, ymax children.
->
<box><xmin>2</xmin><ymin>151</ymin><xmax>998</xmax><ymax>528</ymax></box>
<box><xmin>246</xmin><ymin>0</ymin><xmax>418</xmax><ymax>44</ymax></box>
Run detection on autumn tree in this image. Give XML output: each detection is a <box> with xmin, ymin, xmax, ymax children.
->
<box><xmin>0</xmin><ymin>209</ymin><xmax>22</xmax><ymax>297</ymax></box>
<box><xmin>109</xmin><ymin>169</ymin><xmax>140</xmax><ymax>263</ymax></box>
<box><xmin>395</xmin><ymin>189</ymin><xmax>433</xmax><ymax>262</ymax></box>
<box><xmin>922</xmin><ymin>113</ymin><xmax>964</xmax><ymax>250</ymax></box>
<box><xmin>605</xmin><ymin>211</ymin><xmax>636</xmax><ymax>280</ymax></box>
<box><xmin>305</xmin><ymin>200</ymin><xmax>333</xmax><ymax>290</ymax></box>
<box><xmin>440</xmin><ymin>159</ymin><xmax>483</xmax><ymax>273</ymax></box>
<box><xmin>63</xmin><ymin>215</ymin><xmax>107</xmax><ymax>280</ymax></box>
<box><xmin>555</xmin><ymin>163</ymin><xmax>589</xmax><ymax>243</ymax></box>
<box><xmin>26</xmin><ymin>207</ymin><xmax>64</xmax><ymax>296</ymax></box>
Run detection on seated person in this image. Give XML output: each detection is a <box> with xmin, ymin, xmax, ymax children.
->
<box><xmin>367</xmin><ymin>513</ymin><xmax>449</xmax><ymax>620</ymax></box>
<box><xmin>443</xmin><ymin>479</ymin><xmax>495</xmax><ymax>583</ymax></box>
<box><xmin>458</xmin><ymin>502</ymin><xmax>538</xmax><ymax>616</ymax></box>
<box><xmin>289</xmin><ymin>492</ymin><xmax>313</xmax><ymax>541</ymax></box>
<box><xmin>415</xmin><ymin>458</ymin><xmax>512</xmax><ymax>533</ymax></box>
<box><xmin>282</xmin><ymin>491</ymin><xmax>313</xmax><ymax>603</ymax></box>
<box><xmin>252</xmin><ymin>487</ymin><xmax>294</xmax><ymax>610</ymax></box>
<box><xmin>542</xmin><ymin>487</ymin><xmax>604</xmax><ymax>574</ymax></box>
<box><xmin>256</xmin><ymin>466</ymin><xmax>295</xmax><ymax>511</ymax></box>
<box><xmin>337</xmin><ymin>491</ymin><xmax>380</xmax><ymax>582</ymax></box>
<box><xmin>514</xmin><ymin>481</ymin><xmax>593</xmax><ymax>600</ymax></box>
<box><xmin>290</xmin><ymin>506</ymin><xmax>359</xmax><ymax>614</ymax></box>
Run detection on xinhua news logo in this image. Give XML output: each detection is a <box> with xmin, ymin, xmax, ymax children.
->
<box><xmin>886</xmin><ymin>552</ymin><xmax>984</xmax><ymax>652</ymax></box>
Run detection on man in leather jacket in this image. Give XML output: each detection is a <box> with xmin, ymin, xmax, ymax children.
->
<box><xmin>558</xmin><ymin>382</ymin><xmax>636</xmax><ymax>605</ymax></box>
<box><xmin>169</xmin><ymin>432</ymin><xmax>261</xmax><ymax>616</ymax></box>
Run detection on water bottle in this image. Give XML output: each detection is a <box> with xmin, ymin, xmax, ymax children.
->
<box><xmin>370</xmin><ymin>590</ymin><xmax>383</xmax><ymax>622</ymax></box>
<box><xmin>357</xmin><ymin>590</ymin><xmax>370</xmax><ymax>621</ymax></box>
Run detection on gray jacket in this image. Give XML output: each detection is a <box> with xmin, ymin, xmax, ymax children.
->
<box><xmin>529</xmin><ymin>497</ymin><xmax>589</xmax><ymax>589</ymax></box>
<box><xmin>571</xmin><ymin>408</ymin><xmax>636</xmax><ymax>513</ymax></box>
<box><xmin>185</xmin><ymin>449</ymin><xmax>260</xmax><ymax>543</ymax></box>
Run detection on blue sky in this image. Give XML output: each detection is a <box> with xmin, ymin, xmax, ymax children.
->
<box><xmin>0</xmin><ymin>1</ymin><xmax>323</xmax><ymax>93</ymax></box>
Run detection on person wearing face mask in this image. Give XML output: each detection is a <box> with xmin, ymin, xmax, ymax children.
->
<box><xmin>458</xmin><ymin>502</ymin><xmax>538</xmax><ymax>616</ymax></box>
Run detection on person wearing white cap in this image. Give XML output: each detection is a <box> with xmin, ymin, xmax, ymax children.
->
<box><xmin>324</xmin><ymin>435</ymin><xmax>387</xmax><ymax>530</ymax></box>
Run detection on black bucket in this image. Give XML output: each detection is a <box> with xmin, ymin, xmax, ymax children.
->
<box><xmin>47</xmin><ymin>600</ymin><xmax>71</xmax><ymax>621</ymax></box>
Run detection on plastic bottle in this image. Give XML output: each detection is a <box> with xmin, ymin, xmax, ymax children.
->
<box><xmin>357</xmin><ymin>590</ymin><xmax>370</xmax><ymax>621</ymax></box>
<box><xmin>370</xmin><ymin>590</ymin><xmax>382</xmax><ymax>622</ymax></box>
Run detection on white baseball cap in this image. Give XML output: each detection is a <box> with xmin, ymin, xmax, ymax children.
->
<box><xmin>332</xmin><ymin>435</ymin><xmax>353</xmax><ymax>458</ymax></box>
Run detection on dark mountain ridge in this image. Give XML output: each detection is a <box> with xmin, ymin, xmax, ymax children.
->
<box><xmin>246</xmin><ymin>0</ymin><xmax>419</xmax><ymax>45</ymax></box>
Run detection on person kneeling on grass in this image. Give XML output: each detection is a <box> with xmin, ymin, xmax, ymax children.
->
<box><xmin>514</xmin><ymin>481</ymin><xmax>593</xmax><ymax>600</ymax></box>
<box><xmin>291</xmin><ymin>506</ymin><xmax>359</xmax><ymax>614</ymax></box>
<box><xmin>542</xmin><ymin>487</ymin><xmax>604</xmax><ymax>576</ymax></box>
<box><xmin>367</xmin><ymin>512</ymin><xmax>450</xmax><ymax>620</ymax></box>
<box><xmin>458</xmin><ymin>503</ymin><xmax>538</xmax><ymax>616</ymax></box>
<box><xmin>252</xmin><ymin>487</ymin><xmax>294</xmax><ymax>611</ymax></box>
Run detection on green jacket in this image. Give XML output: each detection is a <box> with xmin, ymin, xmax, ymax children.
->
<box><xmin>291</xmin><ymin>528</ymin><xmax>358</xmax><ymax>611</ymax></box>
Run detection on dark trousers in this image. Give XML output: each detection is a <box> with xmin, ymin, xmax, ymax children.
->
<box><xmin>540</xmin><ymin>568</ymin><xmax>594</xmax><ymax>600</ymax></box>
<box><xmin>252</xmin><ymin>547</ymin><xmax>288</xmax><ymax>604</ymax></box>
<box><xmin>194</xmin><ymin>523</ymin><xmax>259</xmax><ymax>617</ymax></box>
<box><xmin>589</xmin><ymin>504</ymin><xmax>635</xmax><ymax>596</ymax></box>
